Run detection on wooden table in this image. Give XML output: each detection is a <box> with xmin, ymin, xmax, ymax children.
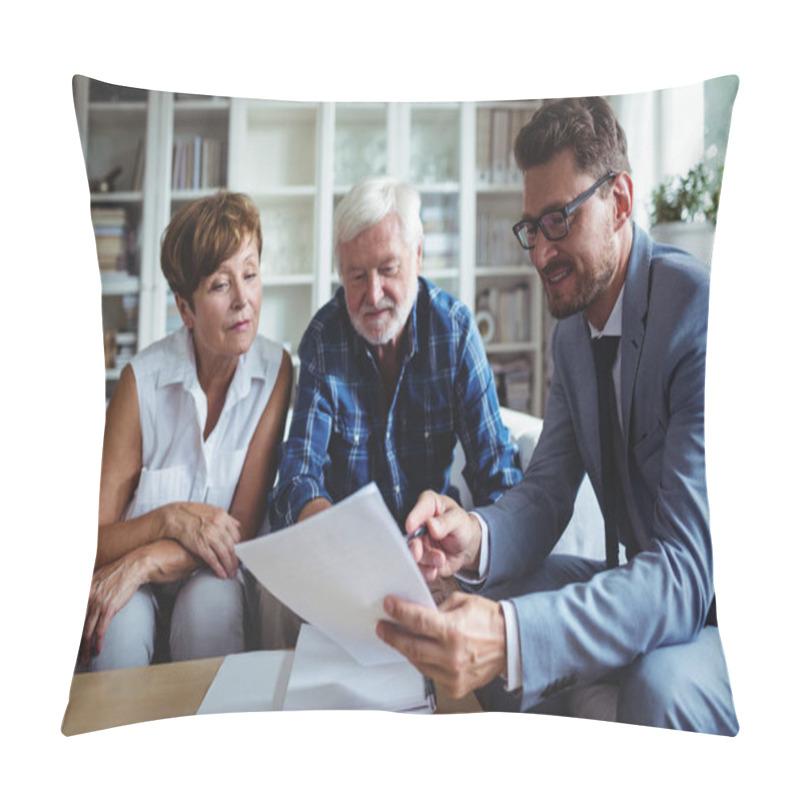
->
<box><xmin>61</xmin><ymin>653</ymin><xmax>482</xmax><ymax>736</ymax></box>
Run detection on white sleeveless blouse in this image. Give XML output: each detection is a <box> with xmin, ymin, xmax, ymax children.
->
<box><xmin>123</xmin><ymin>327</ymin><xmax>284</xmax><ymax>521</ymax></box>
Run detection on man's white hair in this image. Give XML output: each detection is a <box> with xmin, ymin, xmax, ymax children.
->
<box><xmin>333</xmin><ymin>176</ymin><xmax>423</xmax><ymax>272</ymax></box>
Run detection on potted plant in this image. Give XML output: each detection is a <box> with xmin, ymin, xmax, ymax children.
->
<box><xmin>648</xmin><ymin>158</ymin><xmax>722</xmax><ymax>266</ymax></box>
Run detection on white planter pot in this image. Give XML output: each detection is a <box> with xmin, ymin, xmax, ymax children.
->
<box><xmin>650</xmin><ymin>220</ymin><xmax>716</xmax><ymax>267</ymax></box>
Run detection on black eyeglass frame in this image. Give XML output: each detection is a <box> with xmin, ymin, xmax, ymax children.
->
<box><xmin>511</xmin><ymin>171</ymin><xmax>618</xmax><ymax>250</ymax></box>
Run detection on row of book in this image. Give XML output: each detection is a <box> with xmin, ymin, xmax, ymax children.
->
<box><xmin>172</xmin><ymin>137</ymin><xmax>225</xmax><ymax>190</ymax></box>
<box><xmin>476</xmin><ymin>106</ymin><xmax>536</xmax><ymax>185</ymax></box>
<box><xmin>476</xmin><ymin>284</ymin><xmax>532</xmax><ymax>344</ymax></box>
<box><xmin>421</xmin><ymin>202</ymin><xmax>459</xmax><ymax>268</ymax></box>
<box><xmin>491</xmin><ymin>358</ymin><xmax>533</xmax><ymax>412</ymax></box>
<box><xmin>92</xmin><ymin>207</ymin><xmax>135</xmax><ymax>273</ymax></box>
<box><xmin>476</xmin><ymin>210</ymin><xmax>528</xmax><ymax>267</ymax></box>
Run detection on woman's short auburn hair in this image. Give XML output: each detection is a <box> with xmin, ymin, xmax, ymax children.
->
<box><xmin>160</xmin><ymin>191</ymin><xmax>262</xmax><ymax>303</ymax></box>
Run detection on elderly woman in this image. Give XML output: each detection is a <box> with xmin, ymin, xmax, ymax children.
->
<box><xmin>78</xmin><ymin>191</ymin><xmax>292</xmax><ymax>670</ymax></box>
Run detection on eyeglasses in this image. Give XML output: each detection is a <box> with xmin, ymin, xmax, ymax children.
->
<box><xmin>512</xmin><ymin>172</ymin><xmax>617</xmax><ymax>250</ymax></box>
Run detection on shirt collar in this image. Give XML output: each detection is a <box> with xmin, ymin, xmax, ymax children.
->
<box><xmin>156</xmin><ymin>327</ymin><xmax>197</xmax><ymax>388</ymax></box>
<box><xmin>588</xmin><ymin>284</ymin><xmax>625</xmax><ymax>339</ymax></box>
<box><xmin>156</xmin><ymin>326</ymin><xmax>260</xmax><ymax>407</ymax></box>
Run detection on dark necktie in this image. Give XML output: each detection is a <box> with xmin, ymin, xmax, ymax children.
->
<box><xmin>592</xmin><ymin>335</ymin><xmax>620</xmax><ymax>568</ymax></box>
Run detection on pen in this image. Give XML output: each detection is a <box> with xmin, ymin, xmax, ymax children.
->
<box><xmin>406</xmin><ymin>524</ymin><xmax>428</xmax><ymax>545</ymax></box>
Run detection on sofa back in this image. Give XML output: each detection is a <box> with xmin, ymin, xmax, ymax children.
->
<box><xmin>450</xmin><ymin>407</ymin><xmax>606</xmax><ymax>560</ymax></box>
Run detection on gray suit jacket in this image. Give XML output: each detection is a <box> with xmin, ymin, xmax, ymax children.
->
<box><xmin>478</xmin><ymin>224</ymin><xmax>715</xmax><ymax>710</ymax></box>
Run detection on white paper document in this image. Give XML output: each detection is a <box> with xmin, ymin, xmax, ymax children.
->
<box><xmin>235</xmin><ymin>482</ymin><xmax>436</xmax><ymax>665</ymax></box>
<box><xmin>283</xmin><ymin>624</ymin><xmax>435</xmax><ymax>713</ymax></box>
<box><xmin>196</xmin><ymin>650</ymin><xmax>294</xmax><ymax>715</ymax></box>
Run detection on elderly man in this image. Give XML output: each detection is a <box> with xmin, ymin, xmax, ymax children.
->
<box><xmin>270</xmin><ymin>176</ymin><xmax>521</xmax><ymax>531</ymax></box>
<box><xmin>377</xmin><ymin>97</ymin><xmax>738</xmax><ymax>735</ymax></box>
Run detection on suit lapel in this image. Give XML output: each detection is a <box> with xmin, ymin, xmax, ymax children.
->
<box><xmin>620</xmin><ymin>225</ymin><xmax>652</xmax><ymax>440</ymax></box>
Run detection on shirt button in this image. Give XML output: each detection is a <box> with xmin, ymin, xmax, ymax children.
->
<box><xmin>354</xmin><ymin>435</ymin><xmax>359</xmax><ymax>443</ymax></box>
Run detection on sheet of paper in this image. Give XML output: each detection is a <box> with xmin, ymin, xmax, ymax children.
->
<box><xmin>283</xmin><ymin>624</ymin><xmax>434</xmax><ymax>712</ymax></box>
<box><xmin>235</xmin><ymin>482</ymin><xmax>436</xmax><ymax>665</ymax></box>
<box><xmin>196</xmin><ymin>650</ymin><xmax>294</xmax><ymax>715</ymax></box>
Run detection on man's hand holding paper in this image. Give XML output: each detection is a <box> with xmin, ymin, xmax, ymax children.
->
<box><xmin>376</xmin><ymin>590</ymin><xmax>507</xmax><ymax>699</ymax></box>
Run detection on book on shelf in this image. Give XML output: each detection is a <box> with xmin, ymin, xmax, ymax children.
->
<box><xmin>132</xmin><ymin>138</ymin><xmax>145</xmax><ymax>191</ymax></box>
<box><xmin>172</xmin><ymin>141</ymin><xmax>184</xmax><ymax>189</ymax></box>
<box><xmin>476</xmin><ymin>106</ymin><xmax>534</xmax><ymax>187</ymax></box>
<box><xmin>172</xmin><ymin>137</ymin><xmax>224</xmax><ymax>190</ymax></box>
<box><xmin>477</xmin><ymin>209</ymin><xmax>527</xmax><ymax>267</ymax></box>
<box><xmin>492</xmin><ymin>358</ymin><xmax>533</xmax><ymax>412</ymax></box>
<box><xmin>421</xmin><ymin>202</ymin><xmax>458</xmax><ymax>269</ymax></box>
<box><xmin>91</xmin><ymin>206</ymin><xmax>127</xmax><ymax>227</ymax></box>
<box><xmin>476</xmin><ymin>283</ymin><xmax>530</xmax><ymax>343</ymax></box>
<box><xmin>491</xmin><ymin>108</ymin><xmax>511</xmax><ymax>184</ymax></box>
<box><xmin>476</xmin><ymin>212</ymin><xmax>489</xmax><ymax>265</ymax></box>
<box><xmin>476</xmin><ymin>107</ymin><xmax>493</xmax><ymax>183</ymax></box>
<box><xmin>193</xmin><ymin>136</ymin><xmax>202</xmax><ymax>190</ymax></box>
<box><xmin>91</xmin><ymin>207</ymin><xmax>130</xmax><ymax>272</ymax></box>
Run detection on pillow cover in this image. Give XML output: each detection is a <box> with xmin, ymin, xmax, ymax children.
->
<box><xmin>63</xmin><ymin>75</ymin><xmax>739</xmax><ymax>737</ymax></box>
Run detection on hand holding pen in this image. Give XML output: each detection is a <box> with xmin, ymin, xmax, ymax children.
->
<box><xmin>406</xmin><ymin>524</ymin><xmax>428</xmax><ymax>546</ymax></box>
<box><xmin>403</xmin><ymin>490</ymin><xmax>483</xmax><ymax>582</ymax></box>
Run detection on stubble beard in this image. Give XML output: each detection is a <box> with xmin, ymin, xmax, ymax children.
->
<box><xmin>544</xmin><ymin>230</ymin><xmax>618</xmax><ymax>320</ymax></box>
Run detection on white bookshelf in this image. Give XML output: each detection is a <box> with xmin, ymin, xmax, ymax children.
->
<box><xmin>73</xmin><ymin>78</ymin><xmax>546</xmax><ymax>414</ymax></box>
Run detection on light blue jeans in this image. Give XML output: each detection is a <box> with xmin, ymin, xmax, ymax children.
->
<box><xmin>79</xmin><ymin>568</ymin><xmax>254</xmax><ymax>672</ymax></box>
<box><xmin>477</xmin><ymin>555</ymin><xmax>739</xmax><ymax>735</ymax></box>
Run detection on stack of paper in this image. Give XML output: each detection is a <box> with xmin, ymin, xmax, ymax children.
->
<box><xmin>196</xmin><ymin>650</ymin><xmax>295</xmax><ymax>715</ymax></box>
<box><xmin>283</xmin><ymin>624</ymin><xmax>435</xmax><ymax>713</ymax></box>
<box><xmin>229</xmin><ymin>482</ymin><xmax>439</xmax><ymax>713</ymax></box>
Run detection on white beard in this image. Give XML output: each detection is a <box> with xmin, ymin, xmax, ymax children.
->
<box><xmin>351</xmin><ymin>280</ymin><xmax>419</xmax><ymax>347</ymax></box>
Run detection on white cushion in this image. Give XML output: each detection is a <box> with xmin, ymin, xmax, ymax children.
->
<box><xmin>451</xmin><ymin>408</ymin><xmax>605</xmax><ymax>560</ymax></box>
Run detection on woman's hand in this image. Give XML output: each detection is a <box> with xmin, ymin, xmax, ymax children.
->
<box><xmin>160</xmin><ymin>502</ymin><xmax>242</xmax><ymax>579</ymax></box>
<box><xmin>79</xmin><ymin>552</ymin><xmax>148</xmax><ymax>666</ymax></box>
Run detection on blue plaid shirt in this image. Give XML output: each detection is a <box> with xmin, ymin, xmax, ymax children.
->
<box><xmin>270</xmin><ymin>278</ymin><xmax>521</xmax><ymax>530</ymax></box>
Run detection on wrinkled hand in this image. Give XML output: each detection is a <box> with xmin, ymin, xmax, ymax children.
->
<box><xmin>405</xmin><ymin>491</ymin><xmax>482</xmax><ymax>582</ymax></box>
<box><xmin>376</xmin><ymin>591</ymin><xmax>507</xmax><ymax>698</ymax></box>
<box><xmin>162</xmin><ymin>502</ymin><xmax>241</xmax><ymax>579</ymax></box>
<box><xmin>79</xmin><ymin>553</ymin><xmax>146</xmax><ymax>665</ymax></box>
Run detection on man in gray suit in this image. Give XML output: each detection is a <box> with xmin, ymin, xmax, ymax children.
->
<box><xmin>377</xmin><ymin>96</ymin><xmax>738</xmax><ymax>734</ymax></box>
